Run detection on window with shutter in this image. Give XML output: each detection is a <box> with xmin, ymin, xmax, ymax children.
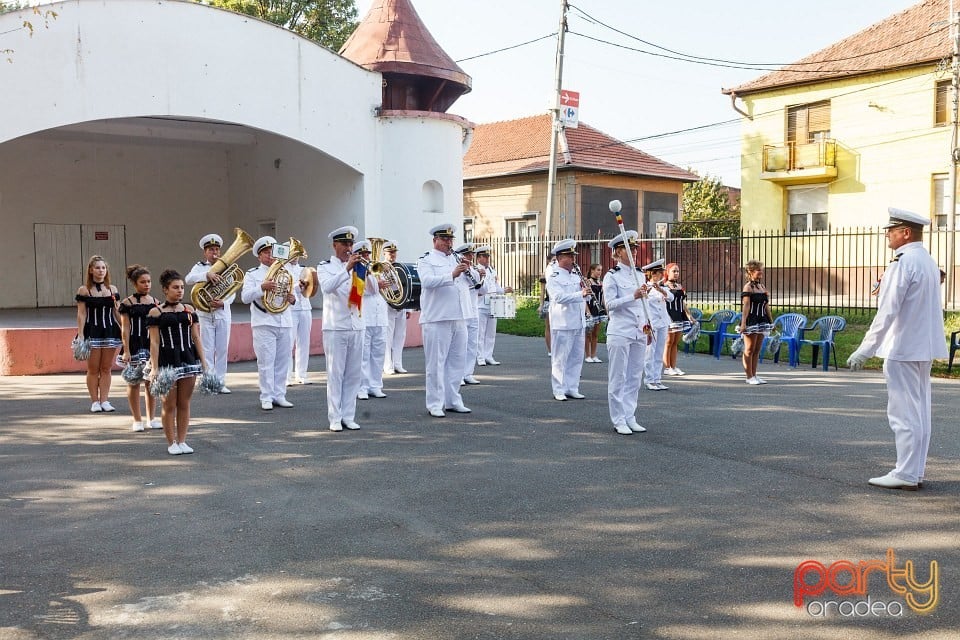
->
<box><xmin>935</xmin><ymin>80</ymin><xmax>951</xmax><ymax>126</ymax></box>
<box><xmin>787</xmin><ymin>101</ymin><xmax>831</xmax><ymax>143</ymax></box>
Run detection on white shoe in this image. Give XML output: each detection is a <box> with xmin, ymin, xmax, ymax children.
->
<box><xmin>626</xmin><ymin>418</ymin><xmax>647</xmax><ymax>433</ymax></box>
<box><xmin>343</xmin><ymin>421</ymin><xmax>361</xmax><ymax>430</ymax></box>
<box><xmin>585</xmin><ymin>357</ymin><xmax>594</xmax><ymax>363</ymax></box>
<box><xmin>592</xmin><ymin>357</ymin><xmax>602</xmax><ymax>363</ymax></box>
<box><xmin>566</xmin><ymin>391</ymin><xmax>585</xmax><ymax>399</ymax></box>
<box><xmin>754</xmin><ymin>376</ymin><xmax>768</xmax><ymax>384</ymax></box>
<box><xmin>329</xmin><ymin>422</ymin><xmax>343</xmax><ymax>431</ymax></box>
<box><xmin>554</xmin><ymin>394</ymin><xmax>567</xmax><ymax>401</ymax></box>
<box><xmin>868</xmin><ymin>472</ymin><xmax>918</xmax><ymax>491</ymax></box>
<box><xmin>673</xmin><ymin>368</ymin><xmax>685</xmax><ymax>376</ymax></box>
<box><xmin>297</xmin><ymin>379</ymin><xmax>313</xmax><ymax>385</ymax></box>
<box><xmin>90</xmin><ymin>401</ymin><xmax>103</xmax><ymax>413</ymax></box>
<box><xmin>746</xmin><ymin>377</ymin><xmax>761</xmax><ymax>385</ymax></box>
<box><xmin>429</xmin><ymin>408</ymin><xmax>446</xmax><ymax>418</ymax></box>
<box><xmin>477</xmin><ymin>359</ymin><xmax>487</xmax><ymax>366</ymax></box>
<box><xmin>463</xmin><ymin>375</ymin><xmax>480</xmax><ymax>385</ymax></box>
<box><xmin>149</xmin><ymin>418</ymin><xmax>162</xmax><ymax>429</ymax></box>
<box><xmin>100</xmin><ymin>401</ymin><xmax>116</xmax><ymax>412</ymax></box>
<box><xmin>219</xmin><ymin>386</ymin><xmax>232</xmax><ymax>394</ymax></box>
<box><xmin>654</xmin><ymin>383</ymin><xmax>669</xmax><ymax>391</ymax></box>
<box><xmin>444</xmin><ymin>404</ymin><xmax>472</xmax><ymax>413</ymax></box>
<box><xmin>645</xmin><ymin>383</ymin><xmax>660</xmax><ymax>391</ymax></box>
<box><xmin>273</xmin><ymin>398</ymin><xmax>294</xmax><ymax>408</ymax></box>
<box><xmin>485</xmin><ymin>358</ymin><xmax>500</xmax><ymax>366</ymax></box>
<box><xmin>178</xmin><ymin>441</ymin><xmax>194</xmax><ymax>454</ymax></box>
<box><xmin>357</xmin><ymin>391</ymin><xmax>369</xmax><ymax>400</ymax></box>
<box><xmin>614</xmin><ymin>423</ymin><xmax>633</xmax><ymax>435</ymax></box>
<box><xmin>664</xmin><ymin>367</ymin><xmax>678</xmax><ymax>376</ymax></box>
<box><xmin>370</xmin><ymin>390</ymin><xmax>387</xmax><ymax>398</ymax></box>
<box><xmin>167</xmin><ymin>443</ymin><xmax>182</xmax><ymax>455</ymax></box>
<box><xmin>261</xmin><ymin>400</ymin><xmax>274</xmax><ymax>410</ymax></box>
<box><xmin>394</xmin><ymin>367</ymin><xmax>408</xmax><ymax>374</ymax></box>
<box><xmin>131</xmin><ymin>421</ymin><xmax>144</xmax><ymax>432</ymax></box>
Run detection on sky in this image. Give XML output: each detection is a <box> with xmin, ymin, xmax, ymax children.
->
<box><xmin>355</xmin><ymin>0</ymin><xmax>931</xmax><ymax>187</ymax></box>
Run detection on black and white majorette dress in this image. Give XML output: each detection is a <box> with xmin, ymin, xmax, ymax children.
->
<box><xmin>76</xmin><ymin>286</ymin><xmax>122</xmax><ymax>349</ymax></box>
<box><xmin>666</xmin><ymin>285</ymin><xmax>692</xmax><ymax>333</ymax></box>
<box><xmin>118</xmin><ymin>294</ymin><xmax>157</xmax><ymax>363</ymax></box>
<box><xmin>148</xmin><ymin>304</ymin><xmax>203</xmax><ymax>380</ymax></box>
<box><xmin>742</xmin><ymin>291</ymin><xmax>773</xmax><ymax>335</ymax></box>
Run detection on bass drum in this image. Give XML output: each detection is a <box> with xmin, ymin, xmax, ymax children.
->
<box><xmin>383</xmin><ymin>262</ymin><xmax>421</xmax><ymax>310</ymax></box>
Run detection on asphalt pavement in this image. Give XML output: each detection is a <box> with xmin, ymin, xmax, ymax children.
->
<box><xmin>1</xmin><ymin>334</ymin><xmax>958</xmax><ymax>639</ymax></box>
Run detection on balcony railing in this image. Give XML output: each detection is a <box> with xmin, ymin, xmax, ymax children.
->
<box><xmin>762</xmin><ymin>139</ymin><xmax>838</xmax><ymax>184</ymax></box>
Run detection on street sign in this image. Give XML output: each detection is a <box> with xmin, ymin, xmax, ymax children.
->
<box><xmin>560</xmin><ymin>89</ymin><xmax>579</xmax><ymax>129</ymax></box>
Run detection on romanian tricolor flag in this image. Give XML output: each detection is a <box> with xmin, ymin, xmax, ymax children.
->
<box><xmin>349</xmin><ymin>262</ymin><xmax>366</xmax><ymax>314</ymax></box>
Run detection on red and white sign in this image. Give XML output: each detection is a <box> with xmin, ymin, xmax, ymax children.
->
<box><xmin>559</xmin><ymin>89</ymin><xmax>580</xmax><ymax>129</ymax></box>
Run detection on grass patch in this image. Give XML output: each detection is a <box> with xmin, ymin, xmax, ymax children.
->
<box><xmin>498</xmin><ymin>299</ymin><xmax>960</xmax><ymax>378</ymax></box>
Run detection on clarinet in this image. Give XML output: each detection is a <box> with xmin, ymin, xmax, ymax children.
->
<box><xmin>571</xmin><ymin>262</ymin><xmax>598</xmax><ymax>307</ymax></box>
<box><xmin>454</xmin><ymin>252</ymin><xmax>483</xmax><ymax>290</ymax></box>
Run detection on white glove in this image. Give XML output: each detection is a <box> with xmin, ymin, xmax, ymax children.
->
<box><xmin>846</xmin><ymin>350</ymin><xmax>868</xmax><ymax>371</ymax></box>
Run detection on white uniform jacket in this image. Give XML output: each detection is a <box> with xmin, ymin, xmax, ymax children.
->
<box><xmin>362</xmin><ymin>277</ymin><xmax>389</xmax><ymax>328</ymax></box>
<box><xmin>240</xmin><ymin>263</ymin><xmax>292</xmax><ymax>328</ymax></box>
<box><xmin>460</xmin><ymin>266</ymin><xmax>482</xmax><ymax>320</ymax></box>
<box><xmin>417</xmin><ymin>250</ymin><xmax>473</xmax><ymax>323</ymax></box>
<box><xmin>316</xmin><ymin>256</ymin><xmax>365</xmax><ymax>331</ymax></box>
<box><xmin>858</xmin><ymin>242</ymin><xmax>948</xmax><ymax>361</ymax></box>
<box><xmin>603</xmin><ymin>265</ymin><xmax>650</xmax><ymax>340</ymax></box>
<box><xmin>184</xmin><ymin>260</ymin><xmax>235</xmax><ymax>319</ymax></box>
<box><xmin>546</xmin><ymin>266</ymin><xmax>587</xmax><ymax>330</ymax></box>
<box><xmin>479</xmin><ymin>265</ymin><xmax>504</xmax><ymax>312</ymax></box>
<box><xmin>644</xmin><ymin>283</ymin><xmax>674</xmax><ymax>330</ymax></box>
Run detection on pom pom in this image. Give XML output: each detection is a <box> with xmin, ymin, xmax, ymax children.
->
<box><xmin>71</xmin><ymin>337</ymin><xmax>91</xmax><ymax>361</ymax></box>
<box><xmin>121</xmin><ymin>362</ymin><xmax>147</xmax><ymax>385</ymax></box>
<box><xmin>765</xmin><ymin>332</ymin><xmax>782</xmax><ymax>358</ymax></box>
<box><xmin>730</xmin><ymin>335</ymin><xmax>745</xmax><ymax>357</ymax></box>
<box><xmin>149</xmin><ymin>366</ymin><xmax>178</xmax><ymax>397</ymax></box>
<box><xmin>681</xmin><ymin>321</ymin><xmax>700</xmax><ymax>345</ymax></box>
<box><xmin>198</xmin><ymin>371</ymin><xmax>224</xmax><ymax>395</ymax></box>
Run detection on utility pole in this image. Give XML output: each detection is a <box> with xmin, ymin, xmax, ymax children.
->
<box><xmin>948</xmin><ymin>1</ymin><xmax>959</xmax><ymax>308</ymax></box>
<box><xmin>545</xmin><ymin>0</ymin><xmax>568</xmax><ymax>237</ymax></box>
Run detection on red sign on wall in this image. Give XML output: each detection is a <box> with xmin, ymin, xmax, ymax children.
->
<box><xmin>95</xmin><ymin>231</ymin><xmax>109</xmax><ymax>240</ymax></box>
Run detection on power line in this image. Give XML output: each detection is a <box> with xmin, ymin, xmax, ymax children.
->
<box><xmin>455</xmin><ymin>33</ymin><xmax>556</xmax><ymax>63</ymax></box>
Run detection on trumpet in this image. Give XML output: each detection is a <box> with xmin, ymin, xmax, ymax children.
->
<box><xmin>453</xmin><ymin>251</ymin><xmax>483</xmax><ymax>290</ymax></box>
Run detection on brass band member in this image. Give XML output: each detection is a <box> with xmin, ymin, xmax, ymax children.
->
<box><xmin>76</xmin><ymin>255</ymin><xmax>122</xmax><ymax>413</ymax></box>
<box><xmin>382</xmin><ymin>240</ymin><xmax>410</xmax><ymax>374</ymax></box>
<box><xmin>454</xmin><ymin>242</ymin><xmax>483</xmax><ymax>386</ymax></box>
<box><xmin>355</xmin><ymin>239</ymin><xmax>390</xmax><ymax>400</ymax></box>
<box><xmin>185</xmin><ymin>234</ymin><xmax>235</xmax><ymax>393</ymax></box>
<box><xmin>119</xmin><ymin>264</ymin><xmax>160</xmax><ymax>431</ymax></box>
<box><xmin>286</xmin><ymin>246</ymin><xmax>315</xmax><ymax>385</ymax></box>
<box><xmin>475</xmin><ymin>245</ymin><xmax>512</xmax><ymax>366</ymax></box>
<box><xmin>546</xmin><ymin>239</ymin><xmax>589</xmax><ymax>401</ymax></box>
<box><xmin>240</xmin><ymin>236</ymin><xmax>296</xmax><ymax>410</ymax></box>
<box><xmin>641</xmin><ymin>259</ymin><xmax>673</xmax><ymax>391</ymax></box>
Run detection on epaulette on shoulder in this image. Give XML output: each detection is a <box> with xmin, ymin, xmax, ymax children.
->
<box><xmin>611</xmin><ymin>265</ymin><xmax>621</xmax><ymax>272</ymax></box>
<box><xmin>891</xmin><ymin>254</ymin><xmax>902</xmax><ymax>263</ymax></box>
<box><xmin>420</xmin><ymin>251</ymin><xmax>430</xmax><ymax>258</ymax></box>
<box><xmin>318</xmin><ymin>260</ymin><xmax>330</xmax><ymax>265</ymax></box>
<box><xmin>246</xmin><ymin>266</ymin><xmax>258</xmax><ymax>272</ymax></box>
<box><xmin>196</xmin><ymin>261</ymin><xmax>206</xmax><ymax>266</ymax></box>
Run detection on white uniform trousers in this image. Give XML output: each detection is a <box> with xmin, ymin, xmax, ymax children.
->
<box><xmin>289</xmin><ymin>308</ymin><xmax>312</xmax><ymax>381</ymax></box>
<box><xmin>463</xmin><ymin>317</ymin><xmax>479</xmax><ymax>379</ymax></box>
<box><xmin>883</xmin><ymin>359</ymin><xmax>933</xmax><ymax>484</ymax></box>
<box><xmin>199</xmin><ymin>314</ymin><xmax>231</xmax><ymax>383</ymax></box>
<box><xmin>384</xmin><ymin>309</ymin><xmax>407</xmax><ymax>372</ymax></box>
<box><xmin>252</xmin><ymin>325</ymin><xmax>292</xmax><ymax>404</ymax></box>
<box><xmin>422</xmin><ymin>320</ymin><xmax>466</xmax><ymax>412</ymax></box>
<box><xmin>643</xmin><ymin>326</ymin><xmax>668</xmax><ymax>384</ymax></box>
<box><xmin>323</xmin><ymin>329</ymin><xmax>364</xmax><ymax>424</ymax></box>
<box><xmin>550</xmin><ymin>328</ymin><xmax>585</xmax><ymax>396</ymax></box>
<box><xmin>362</xmin><ymin>325</ymin><xmax>387</xmax><ymax>393</ymax></box>
<box><xmin>607</xmin><ymin>334</ymin><xmax>646</xmax><ymax>426</ymax></box>
<box><xmin>477</xmin><ymin>312</ymin><xmax>498</xmax><ymax>363</ymax></box>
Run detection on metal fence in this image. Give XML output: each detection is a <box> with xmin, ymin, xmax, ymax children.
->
<box><xmin>479</xmin><ymin>227</ymin><xmax>959</xmax><ymax>314</ymax></box>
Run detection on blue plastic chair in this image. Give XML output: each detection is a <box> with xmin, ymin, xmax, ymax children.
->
<box><xmin>694</xmin><ymin>309</ymin><xmax>738</xmax><ymax>359</ymax></box>
<box><xmin>799</xmin><ymin>316</ymin><xmax>847</xmax><ymax>371</ymax></box>
<box><xmin>681</xmin><ymin>307</ymin><xmax>703</xmax><ymax>354</ymax></box>
<box><xmin>715</xmin><ymin>312</ymin><xmax>744</xmax><ymax>359</ymax></box>
<box><xmin>761</xmin><ymin>313</ymin><xmax>807</xmax><ymax>367</ymax></box>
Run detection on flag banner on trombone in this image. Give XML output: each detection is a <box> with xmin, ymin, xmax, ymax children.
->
<box><xmin>349</xmin><ymin>261</ymin><xmax>367</xmax><ymax>314</ymax></box>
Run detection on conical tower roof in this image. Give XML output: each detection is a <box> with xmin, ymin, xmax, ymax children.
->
<box><xmin>340</xmin><ymin>0</ymin><xmax>471</xmax><ymax>109</ymax></box>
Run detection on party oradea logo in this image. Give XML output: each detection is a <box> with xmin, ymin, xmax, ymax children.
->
<box><xmin>794</xmin><ymin>549</ymin><xmax>938</xmax><ymax>618</ymax></box>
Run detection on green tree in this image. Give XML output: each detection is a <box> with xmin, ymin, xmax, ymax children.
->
<box><xmin>199</xmin><ymin>0</ymin><xmax>358</xmax><ymax>51</ymax></box>
<box><xmin>676</xmin><ymin>172</ymin><xmax>741</xmax><ymax>238</ymax></box>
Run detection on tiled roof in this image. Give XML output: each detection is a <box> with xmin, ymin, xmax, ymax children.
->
<box><xmin>463</xmin><ymin>114</ymin><xmax>699</xmax><ymax>182</ymax></box>
<box><xmin>725</xmin><ymin>0</ymin><xmax>950</xmax><ymax>95</ymax></box>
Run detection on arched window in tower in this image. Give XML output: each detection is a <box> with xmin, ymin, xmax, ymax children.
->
<box><xmin>422</xmin><ymin>181</ymin><xmax>443</xmax><ymax>214</ymax></box>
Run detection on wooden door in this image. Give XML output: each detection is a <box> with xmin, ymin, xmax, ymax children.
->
<box><xmin>34</xmin><ymin>224</ymin><xmax>82</xmax><ymax>307</ymax></box>
<box><xmin>81</xmin><ymin>224</ymin><xmax>128</xmax><ymax>298</ymax></box>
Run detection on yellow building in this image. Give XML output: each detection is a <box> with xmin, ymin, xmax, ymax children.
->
<box><xmin>724</xmin><ymin>0</ymin><xmax>954</xmax><ymax>233</ymax></box>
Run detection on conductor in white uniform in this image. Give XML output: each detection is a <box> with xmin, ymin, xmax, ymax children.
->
<box><xmin>603</xmin><ymin>231</ymin><xmax>650</xmax><ymax>435</ymax></box>
<box><xmin>848</xmin><ymin>208</ymin><xmax>948</xmax><ymax>490</ymax></box>
<box><xmin>417</xmin><ymin>223</ymin><xmax>473</xmax><ymax>418</ymax></box>
<box><xmin>546</xmin><ymin>239</ymin><xmax>590</xmax><ymax>401</ymax></box>
<box><xmin>184</xmin><ymin>233</ymin><xmax>235</xmax><ymax>393</ymax></box>
<box><xmin>316</xmin><ymin>226</ymin><xmax>368</xmax><ymax>431</ymax></box>
<box><xmin>240</xmin><ymin>236</ymin><xmax>296</xmax><ymax>410</ymax></box>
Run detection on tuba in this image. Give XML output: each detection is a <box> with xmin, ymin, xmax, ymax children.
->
<box><xmin>190</xmin><ymin>228</ymin><xmax>254</xmax><ymax>313</ymax></box>
<box><xmin>261</xmin><ymin>237</ymin><xmax>306</xmax><ymax>313</ymax></box>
